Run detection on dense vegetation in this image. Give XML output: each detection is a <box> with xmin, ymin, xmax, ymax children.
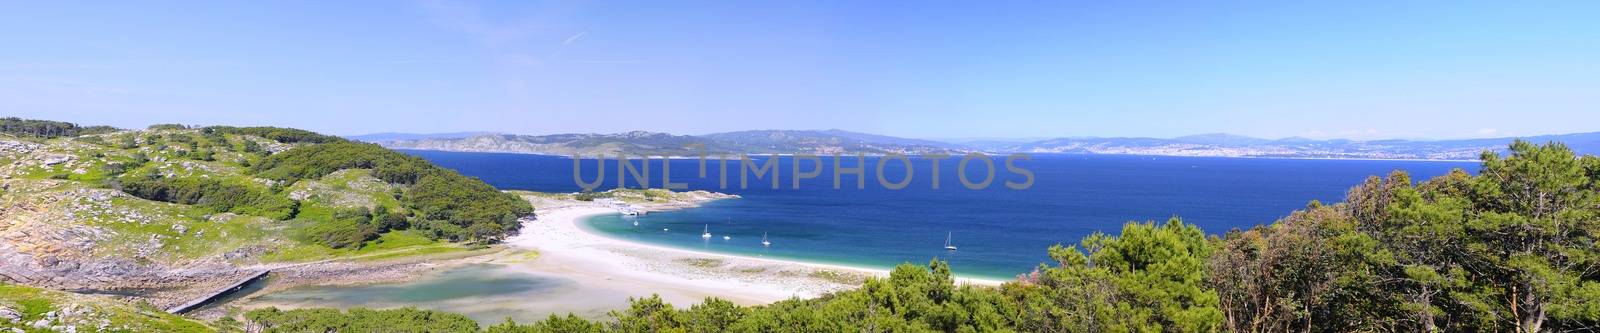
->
<box><xmin>244</xmin><ymin>307</ymin><xmax>480</xmax><ymax>333</ymax></box>
<box><xmin>242</xmin><ymin>141</ymin><xmax>1600</xmax><ymax>332</ymax></box>
<box><xmin>1207</xmin><ymin>140</ymin><xmax>1600</xmax><ymax>332</ymax></box>
<box><xmin>0</xmin><ymin>117</ymin><xmax>117</xmax><ymax>138</ymax></box>
<box><xmin>251</xmin><ymin>141</ymin><xmax>533</xmax><ymax>242</ymax></box>
<box><xmin>204</xmin><ymin>125</ymin><xmax>345</xmax><ymax>144</ymax></box>
<box><xmin>118</xmin><ymin>171</ymin><xmax>299</xmax><ymax>219</ymax></box>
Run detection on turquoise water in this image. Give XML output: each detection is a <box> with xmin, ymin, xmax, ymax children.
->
<box><xmin>580</xmin><ymin>203</ymin><xmax>943</xmax><ymax>274</ymax></box>
<box><xmin>244</xmin><ymin>264</ymin><xmax>619</xmax><ymax>323</ymax></box>
<box><xmin>409</xmin><ymin>151</ymin><xmax>1475</xmax><ymax>280</ymax></box>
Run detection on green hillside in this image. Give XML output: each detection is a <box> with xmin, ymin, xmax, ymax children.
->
<box><xmin>0</xmin><ymin>119</ymin><xmax>531</xmax><ymax>269</ymax></box>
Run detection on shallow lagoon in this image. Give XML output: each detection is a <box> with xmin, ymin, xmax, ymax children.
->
<box><xmin>242</xmin><ymin>264</ymin><xmax>631</xmax><ymax>323</ymax></box>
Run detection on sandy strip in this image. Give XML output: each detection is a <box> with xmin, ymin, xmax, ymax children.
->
<box><xmin>505</xmin><ymin>203</ymin><xmax>1006</xmax><ymax>307</ymax></box>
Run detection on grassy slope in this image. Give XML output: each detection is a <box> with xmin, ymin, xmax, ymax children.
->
<box><xmin>262</xmin><ymin>168</ymin><xmax>467</xmax><ymax>262</ymax></box>
<box><xmin>0</xmin><ymin>283</ymin><xmax>214</xmax><ymax>332</ymax></box>
<box><xmin>1</xmin><ymin>130</ymin><xmax>461</xmax><ymax>266</ymax></box>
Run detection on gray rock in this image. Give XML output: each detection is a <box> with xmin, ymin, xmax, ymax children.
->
<box><xmin>42</xmin><ymin>154</ymin><xmax>73</xmax><ymax>166</ymax></box>
<box><xmin>0</xmin><ymin>306</ymin><xmax>19</xmax><ymax>322</ymax></box>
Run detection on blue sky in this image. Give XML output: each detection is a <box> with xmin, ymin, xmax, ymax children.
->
<box><xmin>1</xmin><ymin>1</ymin><xmax>1596</xmax><ymax>140</ymax></box>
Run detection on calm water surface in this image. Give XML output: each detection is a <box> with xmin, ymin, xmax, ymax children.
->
<box><xmin>409</xmin><ymin>151</ymin><xmax>1475</xmax><ymax>279</ymax></box>
<box><xmin>244</xmin><ymin>264</ymin><xmax>629</xmax><ymax>323</ymax></box>
<box><xmin>240</xmin><ymin>153</ymin><xmax>1475</xmax><ymax>323</ymax></box>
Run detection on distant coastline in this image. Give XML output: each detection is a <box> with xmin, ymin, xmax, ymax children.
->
<box><xmin>395</xmin><ymin>147</ymin><xmax>1482</xmax><ymax>162</ymax></box>
<box><xmin>364</xmin><ymin>129</ymin><xmax>1600</xmax><ymax>161</ymax></box>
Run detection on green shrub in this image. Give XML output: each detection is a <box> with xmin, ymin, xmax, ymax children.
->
<box><xmin>245</xmin><ymin>307</ymin><xmax>479</xmax><ymax>333</ymax></box>
<box><xmin>118</xmin><ymin>172</ymin><xmax>297</xmax><ymax>219</ymax></box>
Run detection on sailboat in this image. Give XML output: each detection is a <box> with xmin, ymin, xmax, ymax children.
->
<box><xmin>701</xmin><ymin>225</ymin><xmax>712</xmax><ymax>239</ymax></box>
<box><xmin>944</xmin><ymin>232</ymin><xmax>957</xmax><ymax>251</ymax></box>
<box><xmin>721</xmin><ymin>219</ymin><xmax>732</xmax><ymax>240</ymax></box>
<box><xmin>761</xmin><ymin>232</ymin><xmax>771</xmax><ymax>247</ymax></box>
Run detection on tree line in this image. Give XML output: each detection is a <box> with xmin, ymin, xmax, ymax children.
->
<box><xmin>204</xmin><ymin>125</ymin><xmax>345</xmax><ymax>144</ymax></box>
<box><xmin>0</xmin><ymin>117</ymin><xmax>117</xmax><ymax>138</ymax></box>
<box><xmin>244</xmin><ymin>140</ymin><xmax>1600</xmax><ymax>332</ymax></box>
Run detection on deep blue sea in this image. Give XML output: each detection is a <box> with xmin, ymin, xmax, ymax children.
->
<box><xmin>404</xmin><ymin>150</ymin><xmax>1475</xmax><ymax>280</ymax></box>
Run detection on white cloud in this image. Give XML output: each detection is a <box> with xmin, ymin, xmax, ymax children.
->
<box><xmin>563</xmin><ymin>32</ymin><xmax>586</xmax><ymax>46</ymax></box>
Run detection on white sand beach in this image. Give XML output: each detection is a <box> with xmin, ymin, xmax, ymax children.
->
<box><xmin>503</xmin><ymin>199</ymin><xmax>1006</xmax><ymax>308</ymax></box>
<box><xmin>231</xmin><ymin>193</ymin><xmax>1007</xmax><ymax>321</ymax></box>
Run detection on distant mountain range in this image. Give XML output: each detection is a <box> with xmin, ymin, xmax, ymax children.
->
<box><xmin>363</xmin><ymin>129</ymin><xmax>967</xmax><ymax>156</ymax></box>
<box><xmin>356</xmin><ymin>130</ymin><xmax>1600</xmax><ymax>160</ymax></box>
<box><xmin>996</xmin><ymin>132</ymin><xmax>1600</xmax><ymax>160</ymax></box>
<box><xmin>346</xmin><ymin>131</ymin><xmax>500</xmax><ymax>142</ymax></box>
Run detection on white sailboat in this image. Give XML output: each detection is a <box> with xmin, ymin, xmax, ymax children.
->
<box><xmin>762</xmin><ymin>232</ymin><xmax>771</xmax><ymax>247</ymax></box>
<box><xmin>944</xmin><ymin>232</ymin><xmax>957</xmax><ymax>251</ymax></box>
<box><xmin>701</xmin><ymin>225</ymin><xmax>712</xmax><ymax>239</ymax></box>
<box><xmin>721</xmin><ymin>218</ymin><xmax>732</xmax><ymax>240</ymax></box>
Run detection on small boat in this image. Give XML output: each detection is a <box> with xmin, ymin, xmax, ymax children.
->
<box><xmin>701</xmin><ymin>225</ymin><xmax>712</xmax><ymax>239</ymax></box>
<box><xmin>723</xmin><ymin>236</ymin><xmax>731</xmax><ymax>240</ymax></box>
<box><xmin>944</xmin><ymin>232</ymin><xmax>957</xmax><ymax>251</ymax></box>
<box><xmin>761</xmin><ymin>232</ymin><xmax>771</xmax><ymax>247</ymax></box>
<box><xmin>632</xmin><ymin>220</ymin><xmax>639</xmax><ymax>226</ymax></box>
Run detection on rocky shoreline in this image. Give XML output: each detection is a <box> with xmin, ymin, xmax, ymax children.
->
<box><xmin>9</xmin><ymin>246</ymin><xmax>508</xmax><ymax>320</ymax></box>
<box><xmin>0</xmin><ymin>180</ymin><xmax>479</xmax><ymax>315</ymax></box>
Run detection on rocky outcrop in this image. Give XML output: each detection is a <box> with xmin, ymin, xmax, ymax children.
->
<box><xmin>0</xmin><ymin>180</ymin><xmax>246</xmax><ymax>309</ymax></box>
